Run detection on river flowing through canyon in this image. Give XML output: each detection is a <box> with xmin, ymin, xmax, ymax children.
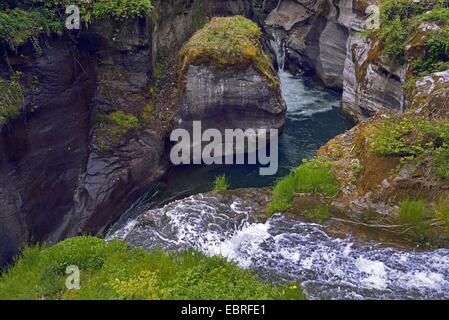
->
<box><xmin>107</xmin><ymin>37</ymin><xmax>449</xmax><ymax>300</ymax></box>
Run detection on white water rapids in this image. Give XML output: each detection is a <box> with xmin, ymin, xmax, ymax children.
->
<box><xmin>109</xmin><ymin>194</ymin><xmax>449</xmax><ymax>300</ymax></box>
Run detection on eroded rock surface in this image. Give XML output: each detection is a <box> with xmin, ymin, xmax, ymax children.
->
<box><xmin>265</xmin><ymin>0</ymin><xmax>410</xmax><ymax>120</ymax></box>
<box><xmin>0</xmin><ymin>0</ymin><xmax>253</xmax><ymax>266</ymax></box>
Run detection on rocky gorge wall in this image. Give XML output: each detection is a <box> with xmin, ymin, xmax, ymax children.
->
<box><xmin>0</xmin><ymin>0</ymin><xmax>254</xmax><ymax>266</ymax></box>
<box><xmin>265</xmin><ymin>0</ymin><xmax>408</xmax><ymax>120</ymax></box>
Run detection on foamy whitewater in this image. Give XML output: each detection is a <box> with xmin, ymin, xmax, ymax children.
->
<box><xmin>109</xmin><ymin>195</ymin><xmax>449</xmax><ymax>300</ymax></box>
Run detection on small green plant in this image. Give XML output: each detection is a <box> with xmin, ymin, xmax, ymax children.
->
<box><xmin>96</xmin><ymin>110</ymin><xmax>141</xmax><ymax>150</ymax></box>
<box><xmin>267</xmin><ymin>158</ymin><xmax>339</xmax><ymax>215</ymax></box>
<box><xmin>305</xmin><ymin>204</ymin><xmax>329</xmax><ymax>223</ymax></box>
<box><xmin>398</xmin><ymin>199</ymin><xmax>427</xmax><ymax>225</ymax></box>
<box><xmin>266</xmin><ymin>173</ymin><xmax>296</xmax><ymax>214</ymax></box>
<box><xmin>398</xmin><ymin>199</ymin><xmax>431</xmax><ymax>238</ymax></box>
<box><xmin>435</xmin><ymin>198</ymin><xmax>449</xmax><ymax>235</ymax></box>
<box><xmin>214</xmin><ymin>174</ymin><xmax>229</xmax><ymax>193</ymax></box>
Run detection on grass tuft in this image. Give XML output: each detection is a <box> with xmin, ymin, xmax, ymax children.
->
<box><xmin>267</xmin><ymin>158</ymin><xmax>339</xmax><ymax>215</ymax></box>
<box><xmin>214</xmin><ymin>174</ymin><xmax>229</xmax><ymax>193</ymax></box>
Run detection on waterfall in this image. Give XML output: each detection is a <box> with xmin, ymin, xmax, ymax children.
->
<box><xmin>269</xmin><ymin>29</ymin><xmax>286</xmax><ymax>71</ymax></box>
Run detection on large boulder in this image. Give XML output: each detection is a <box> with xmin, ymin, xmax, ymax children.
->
<box><xmin>178</xmin><ymin>16</ymin><xmax>286</xmax><ymax>133</ymax></box>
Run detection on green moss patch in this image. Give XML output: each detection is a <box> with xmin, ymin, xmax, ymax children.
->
<box><xmin>179</xmin><ymin>16</ymin><xmax>279</xmax><ymax>88</ymax></box>
<box><xmin>96</xmin><ymin>110</ymin><xmax>141</xmax><ymax>151</ymax></box>
<box><xmin>0</xmin><ymin>236</ymin><xmax>307</xmax><ymax>300</ymax></box>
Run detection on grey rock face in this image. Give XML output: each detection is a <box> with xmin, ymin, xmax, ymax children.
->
<box><xmin>180</xmin><ymin>65</ymin><xmax>286</xmax><ymax>132</ymax></box>
<box><xmin>0</xmin><ymin>38</ymin><xmax>94</xmax><ymax>266</ymax></box>
<box><xmin>342</xmin><ymin>37</ymin><xmax>407</xmax><ymax>121</ymax></box>
<box><xmin>267</xmin><ymin>0</ymin><xmax>350</xmax><ymax>88</ymax></box>
<box><xmin>266</xmin><ymin>0</ymin><xmax>408</xmax><ymax>120</ymax></box>
<box><xmin>266</xmin><ymin>0</ymin><xmax>321</xmax><ymax>31</ymax></box>
<box><xmin>0</xmin><ymin>0</ymin><xmax>253</xmax><ymax>266</ymax></box>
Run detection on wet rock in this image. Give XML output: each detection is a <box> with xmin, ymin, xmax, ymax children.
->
<box><xmin>178</xmin><ymin>16</ymin><xmax>287</xmax><ymax>134</ymax></box>
<box><xmin>0</xmin><ymin>38</ymin><xmax>95</xmax><ymax>266</ymax></box>
<box><xmin>266</xmin><ymin>0</ymin><xmax>408</xmax><ymax>119</ymax></box>
<box><xmin>0</xmin><ymin>0</ymin><xmax>253</xmax><ymax>266</ymax></box>
<box><xmin>180</xmin><ymin>65</ymin><xmax>286</xmax><ymax>131</ymax></box>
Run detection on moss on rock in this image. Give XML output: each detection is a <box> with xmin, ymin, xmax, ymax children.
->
<box><xmin>179</xmin><ymin>16</ymin><xmax>279</xmax><ymax>89</ymax></box>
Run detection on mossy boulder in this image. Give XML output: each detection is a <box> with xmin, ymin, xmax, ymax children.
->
<box><xmin>179</xmin><ymin>16</ymin><xmax>279</xmax><ymax>88</ymax></box>
<box><xmin>178</xmin><ymin>16</ymin><xmax>286</xmax><ymax>134</ymax></box>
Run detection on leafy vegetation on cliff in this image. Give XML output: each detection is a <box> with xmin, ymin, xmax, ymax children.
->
<box><xmin>179</xmin><ymin>16</ymin><xmax>278</xmax><ymax>88</ymax></box>
<box><xmin>0</xmin><ymin>0</ymin><xmax>153</xmax><ymax>51</ymax></box>
<box><xmin>267</xmin><ymin>158</ymin><xmax>339</xmax><ymax>215</ymax></box>
<box><xmin>376</xmin><ymin>0</ymin><xmax>449</xmax><ymax>76</ymax></box>
<box><xmin>0</xmin><ymin>72</ymin><xmax>23</xmax><ymax>126</ymax></box>
<box><xmin>372</xmin><ymin>115</ymin><xmax>449</xmax><ymax>180</ymax></box>
<box><xmin>0</xmin><ymin>7</ymin><xmax>61</xmax><ymax>52</ymax></box>
<box><xmin>32</xmin><ymin>0</ymin><xmax>153</xmax><ymax>23</ymax></box>
<box><xmin>0</xmin><ymin>237</ymin><xmax>306</xmax><ymax>300</ymax></box>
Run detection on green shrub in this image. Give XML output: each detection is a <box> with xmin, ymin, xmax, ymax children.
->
<box><xmin>380</xmin><ymin>16</ymin><xmax>408</xmax><ymax>61</ymax></box>
<box><xmin>267</xmin><ymin>158</ymin><xmax>339</xmax><ymax>215</ymax></box>
<box><xmin>214</xmin><ymin>174</ymin><xmax>229</xmax><ymax>193</ymax></box>
<box><xmin>0</xmin><ymin>237</ymin><xmax>307</xmax><ymax>300</ymax></box>
<box><xmin>0</xmin><ymin>8</ymin><xmax>61</xmax><ymax>52</ymax></box>
<box><xmin>377</xmin><ymin>0</ymin><xmax>449</xmax><ymax>72</ymax></box>
<box><xmin>0</xmin><ymin>1</ymin><xmax>153</xmax><ymax>51</ymax></box>
<box><xmin>372</xmin><ymin>115</ymin><xmax>449</xmax><ymax>179</ymax></box>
